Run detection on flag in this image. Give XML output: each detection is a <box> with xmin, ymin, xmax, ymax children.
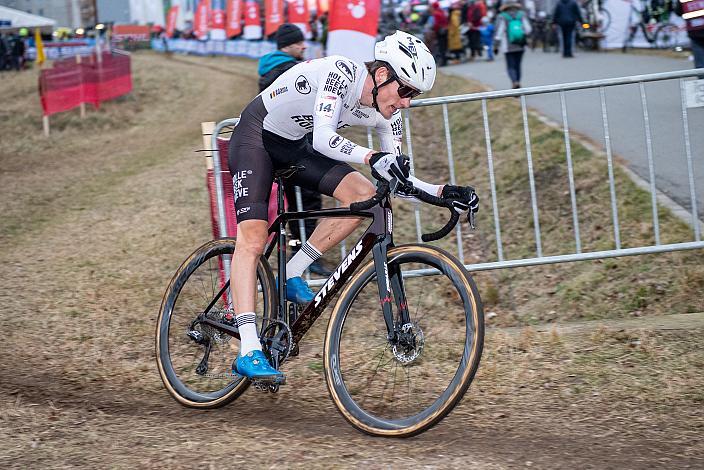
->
<box><xmin>226</xmin><ymin>0</ymin><xmax>243</xmax><ymax>37</ymax></box>
<box><xmin>34</xmin><ymin>28</ymin><xmax>45</xmax><ymax>66</ymax></box>
<box><xmin>243</xmin><ymin>0</ymin><xmax>262</xmax><ymax>39</ymax></box>
<box><xmin>210</xmin><ymin>0</ymin><xmax>227</xmax><ymax>40</ymax></box>
<box><xmin>194</xmin><ymin>0</ymin><xmax>211</xmax><ymax>39</ymax></box>
<box><xmin>166</xmin><ymin>6</ymin><xmax>179</xmax><ymax>38</ymax></box>
<box><xmin>326</xmin><ymin>0</ymin><xmax>380</xmax><ymax>63</ymax></box>
<box><xmin>264</xmin><ymin>0</ymin><xmax>284</xmax><ymax>38</ymax></box>
<box><xmin>287</xmin><ymin>0</ymin><xmax>311</xmax><ymax>38</ymax></box>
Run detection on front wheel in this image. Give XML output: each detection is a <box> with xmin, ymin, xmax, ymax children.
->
<box><xmin>324</xmin><ymin>244</ymin><xmax>484</xmax><ymax>437</ymax></box>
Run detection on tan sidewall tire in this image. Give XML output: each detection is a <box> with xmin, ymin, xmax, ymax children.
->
<box><xmin>323</xmin><ymin>244</ymin><xmax>484</xmax><ymax>437</ymax></box>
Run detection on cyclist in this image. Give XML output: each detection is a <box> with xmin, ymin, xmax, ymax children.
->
<box><xmin>228</xmin><ymin>30</ymin><xmax>479</xmax><ymax>383</ymax></box>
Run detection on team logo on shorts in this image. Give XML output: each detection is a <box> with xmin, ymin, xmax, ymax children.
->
<box><xmin>335</xmin><ymin>60</ymin><xmax>354</xmax><ymax>81</ymax></box>
<box><xmin>329</xmin><ymin>135</ymin><xmax>344</xmax><ymax>148</ymax></box>
<box><xmin>295</xmin><ymin>75</ymin><xmax>311</xmax><ymax>94</ymax></box>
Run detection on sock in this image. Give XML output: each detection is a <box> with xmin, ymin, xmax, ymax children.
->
<box><xmin>235</xmin><ymin>312</ymin><xmax>261</xmax><ymax>356</ymax></box>
<box><xmin>286</xmin><ymin>241</ymin><xmax>321</xmax><ymax>279</ymax></box>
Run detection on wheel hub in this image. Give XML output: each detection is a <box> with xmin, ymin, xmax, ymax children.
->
<box><xmin>392</xmin><ymin>322</ymin><xmax>424</xmax><ymax>364</ymax></box>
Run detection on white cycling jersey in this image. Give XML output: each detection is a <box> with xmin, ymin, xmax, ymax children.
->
<box><xmin>259</xmin><ymin>55</ymin><xmax>402</xmax><ymax>164</ymax></box>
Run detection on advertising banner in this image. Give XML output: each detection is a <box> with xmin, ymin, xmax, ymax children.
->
<box><xmin>287</xmin><ymin>0</ymin><xmax>311</xmax><ymax>38</ymax></box>
<box><xmin>112</xmin><ymin>24</ymin><xmax>151</xmax><ymax>41</ymax></box>
<box><xmin>243</xmin><ymin>0</ymin><xmax>263</xmax><ymax>39</ymax></box>
<box><xmin>194</xmin><ymin>0</ymin><xmax>211</xmax><ymax>39</ymax></box>
<box><xmin>226</xmin><ymin>0</ymin><xmax>243</xmax><ymax>37</ymax></box>
<box><xmin>166</xmin><ymin>6</ymin><xmax>179</xmax><ymax>38</ymax></box>
<box><xmin>264</xmin><ymin>0</ymin><xmax>285</xmax><ymax>37</ymax></box>
<box><xmin>210</xmin><ymin>0</ymin><xmax>227</xmax><ymax>39</ymax></box>
<box><xmin>326</xmin><ymin>0</ymin><xmax>380</xmax><ymax>64</ymax></box>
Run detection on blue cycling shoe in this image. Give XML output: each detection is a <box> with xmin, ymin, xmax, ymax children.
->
<box><xmin>233</xmin><ymin>350</ymin><xmax>286</xmax><ymax>384</ymax></box>
<box><xmin>280</xmin><ymin>276</ymin><xmax>316</xmax><ymax>304</ymax></box>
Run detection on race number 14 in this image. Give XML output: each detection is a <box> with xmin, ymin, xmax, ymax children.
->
<box><xmin>684</xmin><ymin>79</ymin><xmax>704</xmax><ymax>108</ymax></box>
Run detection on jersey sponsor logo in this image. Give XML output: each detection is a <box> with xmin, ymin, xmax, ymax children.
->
<box><xmin>335</xmin><ymin>59</ymin><xmax>354</xmax><ymax>81</ymax></box>
<box><xmin>291</xmin><ymin>114</ymin><xmax>314</xmax><ymax>130</ymax></box>
<box><xmin>295</xmin><ymin>75</ymin><xmax>311</xmax><ymax>94</ymax></box>
<box><xmin>391</xmin><ymin>117</ymin><xmax>403</xmax><ymax>137</ymax></box>
<box><xmin>314</xmin><ymin>240</ymin><xmax>364</xmax><ymax>307</ymax></box>
<box><xmin>323</xmin><ymin>72</ymin><xmax>349</xmax><ymax>97</ymax></box>
<box><xmin>329</xmin><ymin>135</ymin><xmax>344</xmax><ymax>148</ymax></box>
<box><xmin>269</xmin><ymin>86</ymin><xmax>288</xmax><ymax>99</ymax></box>
<box><xmin>351</xmin><ymin>108</ymin><xmax>370</xmax><ymax>120</ymax></box>
<box><xmin>340</xmin><ymin>141</ymin><xmax>357</xmax><ymax>155</ymax></box>
<box><xmin>236</xmin><ymin>206</ymin><xmax>251</xmax><ymax>216</ymax></box>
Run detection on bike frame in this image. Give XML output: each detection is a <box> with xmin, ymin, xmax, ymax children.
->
<box><xmin>198</xmin><ymin>178</ymin><xmax>412</xmax><ymax>353</ymax></box>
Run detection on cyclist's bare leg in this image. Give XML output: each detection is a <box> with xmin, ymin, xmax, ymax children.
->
<box><xmin>307</xmin><ymin>172</ymin><xmax>375</xmax><ymax>253</ymax></box>
<box><xmin>231</xmin><ymin>219</ymin><xmax>269</xmax><ymax>314</ymax></box>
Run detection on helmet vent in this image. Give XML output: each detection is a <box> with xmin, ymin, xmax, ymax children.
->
<box><xmin>400</xmin><ymin>67</ymin><xmax>411</xmax><ymax>79</ymax></box>
<box><xmin>397</xmin><ymin>43</ymin><xmax>414</xmax><ymax>60</ymax></box>
<box><xmin>411</xmin><ymin>63</ymin><xmax>417</xmax><ymax>74</ymax></box>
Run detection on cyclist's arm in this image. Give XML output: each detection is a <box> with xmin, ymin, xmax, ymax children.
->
<box><xmin>310</xmin><ymin>64</ymin><xmax>373</xmax><ymax>164</ymax></box>
<box><xmin>375</xmin><ymin>112</ymin><xmax>444</xmax><ymax>198</ymax></box>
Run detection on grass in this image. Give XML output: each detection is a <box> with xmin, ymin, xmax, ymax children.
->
<box><xmin>0</xmin><ymin>51</ymin><xmax>702</xmax><ymax>467</ymax></box>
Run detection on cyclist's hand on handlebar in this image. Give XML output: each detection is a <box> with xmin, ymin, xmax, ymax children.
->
<box><xmin>441</xmin><ymin>184</ymin><xmax>479</xmax><ymax>227</ymax></box>
<box><xmin>369</xmin><ymin>152</ymin><xmax>411</xmax><ymax>186</ymax></box>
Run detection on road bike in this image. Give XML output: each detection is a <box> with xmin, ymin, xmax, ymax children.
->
<box><xmin>155</xmin><ymin>167</ymin><xmax>484</xmax><ymax>437</ymax></box>
<box><xmin>622</xmin><ymin>0</ymin><xmax>682</xmax><ymax>51</ymax></box>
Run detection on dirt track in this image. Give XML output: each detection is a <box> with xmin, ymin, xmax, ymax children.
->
<box><xmin>1</xmin><ymin>52</ymin><xmax>702</xmax><ymax>468</ymax></box>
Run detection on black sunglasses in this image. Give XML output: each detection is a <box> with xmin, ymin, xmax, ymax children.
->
<box><xmin>395</xmin><ymin>79</ymin><xmax>422</xmax><ymax>99</ymax></box>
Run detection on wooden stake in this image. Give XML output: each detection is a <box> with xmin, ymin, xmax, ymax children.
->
<box><xmin>201</xmin><ymin>121</ymin><xmax>216</xmax><ymax>171</ymax></box>
<box><xmin>76</xmin><ymin>54</ymin><xmax>86</xmax><ymax>118</ymax></box>
<box><xmin>43</xmin><ymin>116</ymin><xmax>50</xmax><ymax>137</ymax></box>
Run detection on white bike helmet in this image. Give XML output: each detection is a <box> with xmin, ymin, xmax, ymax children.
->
<box><xmin>374</xmin><ymin>30</ymin><xmax>436</xmax><ymax>93</ymax></box>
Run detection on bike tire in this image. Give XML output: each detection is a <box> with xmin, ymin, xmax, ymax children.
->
<box><xmin>156</xmin><ymin>238</ymin><xmax>277</xmax><ymax>408</ymax></box>
<box><xmin>654</xmin><ymin>22</ymin><xmax>680</xmax><ymax>50</ymax></box>
<box><xmin>324</xmin><ymin>244</ymin><xmax>484</xmax><ymax>437</ymax></box>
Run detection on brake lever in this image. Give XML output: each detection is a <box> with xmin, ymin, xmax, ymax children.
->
<box><xmin>468</xmin><ymin>211</ymin><xmax>476</xmax><ymax>230</ymax></box>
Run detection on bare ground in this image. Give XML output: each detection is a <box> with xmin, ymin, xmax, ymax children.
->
<box><xmin>0</xmin><ymin>52</ymin><xmax>702</xmax><ymax>469</ymax></box>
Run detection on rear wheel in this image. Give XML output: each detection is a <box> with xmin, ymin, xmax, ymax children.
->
<box><xmin>324</xmin><ymin>244</ymin><xmax>484</xmax><ymax>437</ymax></box>
<box><xmin>155</xmin><ymin>238</ymin><xmax>276</xmax><ymax>408</ymax></box>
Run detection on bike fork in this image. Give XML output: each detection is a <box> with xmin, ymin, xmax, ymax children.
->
<box><xmin>372</xmin><ymin>242</ymin><xmax>410</xmax><ymax>343</ymax></box>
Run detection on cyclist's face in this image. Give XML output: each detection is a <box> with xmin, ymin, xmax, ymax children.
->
<box><xmin>375</xmin><ymin>67</ymin><xmax>414</xmax><ymax>119</ymax></box>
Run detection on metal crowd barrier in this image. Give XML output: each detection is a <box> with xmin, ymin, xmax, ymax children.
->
<box><xmin>210</xmin><ymin>68</ymin><xmax>704</xmax><ymax>286</ymax></box>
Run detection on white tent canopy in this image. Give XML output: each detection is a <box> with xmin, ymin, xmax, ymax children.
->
<box><xmin>0</xmin><ymin>6</ymin><xmax>56</xmax><ymax>33</ymax></box>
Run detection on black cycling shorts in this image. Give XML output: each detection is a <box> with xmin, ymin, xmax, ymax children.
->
<box><xmin>228</xmin><ymin>96</ymin><xmax>356</xmax><ymax>223</ymax></box>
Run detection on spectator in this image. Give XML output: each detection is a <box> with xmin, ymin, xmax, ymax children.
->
<box><xmin>0</xmin><ymin>33</ymin><xmax>9</xmax><ymax>71</ymax></box>
<box><xmin>257</xmin><ymin>24</ymin><xmax>331</xmax><ymax>276</ymax></box>
<box><xmin>429</xmin><ymin>1</ymin><xmax>449</xmax><ymax>66</ymax></box>
<box><xmin>467</xmin><ymin>0</ymin><xmax>488</xmax><ymax>60</ymax></box>
<box><xmin>480</xmin><ymin>15</ymin><xmax>495</xmax><ymax>61</ymax></box>
<box><xmin>448</xmin><ymin>1</ymin><xmax>465</xmax><ymax>62</ymax></box>
<box><xmin>494</xmin><ymin>1</ymin><xmax>532</xmax><ymax>88</ymax></box>
<box><xmin>552</xmin><ymin>0</ymin><xmax>583</xmax><ymax>58</ymax></box>
<box><xmin>675</xmin><ymin>0</ymin><xmax>704</xmax><ymax>78</ymax></box>
<box><xmin>10</xmin><ymin>32</ymin><xmax>26</xmax><ymax>71</ymax></box>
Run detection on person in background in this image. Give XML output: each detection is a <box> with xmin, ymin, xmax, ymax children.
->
<box><xmin>257</xmin><ymin>24</ymin><xmax>332</xmax><ymax>276</ymax></box>
<box><xmin>494</xmin><ymin>1</ymin><xmax>532</xmax><ymax>89</ymax></box>
<box><xmin>429</xmin><ymin>1</ymin><xmax>449</xmax><ymax>66</ymax></box>
<box><xmin>0</xmin><ymin>33</ymin><xmax>9</xmax><ymax>71</ymax></box>
<box><xmin>675</xmin><ymin>0</ymin><xmax>704</xmax><ymax>77</ymax></box>
<box><xmin>551</xmin><ymin>0</ymin><xmax>583</xmax><ymax>58</ymax></box>
<box><xmin>467</xmin><ymin>0</ymin><xmax>488</xmax><ymax>60</ymax></box>
<box><xmin>480</xmin><ymin>15</ymin><xmax>495</xmax><ymax>61</ymax></box>
<box><xmin>10</xmin><ymin>31</ymin><xmax>26</xmax><ymax>71</ymax></box>
<box><xmin>448</xmin><ymin>1</ymin><xmax>465</xmax><ymax>62</ymax></box>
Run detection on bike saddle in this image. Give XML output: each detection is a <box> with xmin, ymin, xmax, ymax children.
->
<box><xmin>273</xmin><ymin>165</ymin><xmax>305</xmax><ymax>180</ymax></box>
